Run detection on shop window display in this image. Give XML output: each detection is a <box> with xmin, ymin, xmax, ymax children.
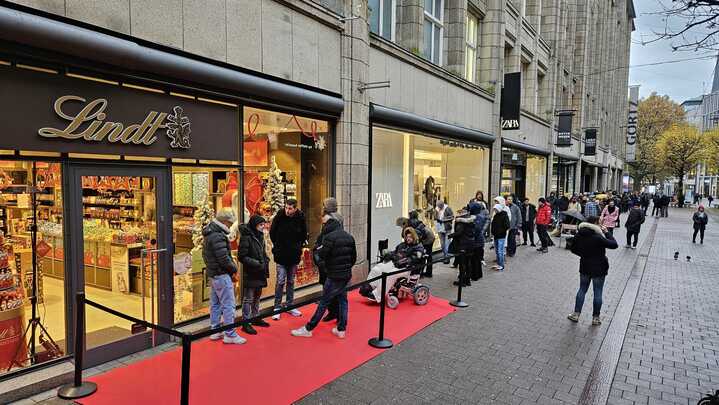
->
<box><xmin>525</xmin><ymin>155</ymin><xmax>547</xmax><ymax>203</ymax></box>
<box><xmin>243</xmin><ymin>107</ymin><xmax>331</xmax><ymax>298</ymax></box>
<box><xmin>0</xmin><ymin>160</ymin><xmax>65</xmax><ymax>376</ymax></box>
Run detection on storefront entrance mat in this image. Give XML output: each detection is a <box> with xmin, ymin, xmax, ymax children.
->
<box><xmin>78</xmin><ymin>291</ymin><xmax>455</xmax><ymax>405</ymax></box>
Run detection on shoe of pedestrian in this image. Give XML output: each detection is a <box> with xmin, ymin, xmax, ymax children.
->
<box><xmin>289</xmin><ymin>308</ymin><xmax>302</xmax><ymax>317</ymax></box>
<box><xmin>223</xmin><ymin>335</ymin><xmax>247</xmax><ymax>345</ymax></box>
<box><xmin>331</xmin><ymin>327</ymin><xmax>346</xmax><ymax>339</ymax></box>
<box><xmin>272</xmin><ymin>313</ymin><xmax>281</xmax><ymax>321</ymax></box>
<box><xmin>452</xmin><ymin>280</ymin><xmax>462</xmax><ymax>286</ymax></box>
<box><xmin>536</xmin><ymin>247</ymin><xmax>544</xmax><ymax>252</ymax></box>
<box><xmin>241</xmin><ymin>324</ymin><xmax>258</xmax><ymax>335</ymax></box>
<box><xmin>496</xmin><ymin>267</ymin><xmax>504</xmax><ymax>272</ymax></box>
<box><xmin>291</xmin><ymin>326</ymin><xmax>312</xmax><ymax>337</ymax></box>
<box><xmin>210</xmin><ymin>332</ymin><xmax>223</xmax><ymax>341</ymax></box>
<box><xmin>252</xmin><ymin>319</ymin><xmax>271</xmax><ymax>328</ymax></box>
<box><xmin>424</xmin><ymin>273</ymin><xmax>433</xmax><ymax>278</ymax></box>
<box><xmin>443</xmin><ymin>259</ymin><xmax>451</xmax><ymax>265</ymax></box>
<box><xmin>631</xmin><ymin>246</ymin><xmax>637</xmax><ymax>250</ymax></box>
<box><xmin>481</xmin><ymin>260</ymin><xmax>486</xmax><ymax>266</ymax></box>
<box><xmin>692</xmin><ymin>240</ymin><xmax>696</xmax><ymax>243</ymax></box>
<box><xmin>567</xmin><ymin>312</ymin><xmax>580</xmax><ymax>322</ymax></box>
<box><xmin>592</xmin><ymin>316</ymin><xmax>601</xmax><ymax>326</ymax></box>
<box><xmin>530</xmin><ymin>244</ymin><xmax>536</xmax><ymax>247</ymax></box>
<box><xmin>322</xmin><ymin>313</ymin><xmax>337</xmax><ymax>322</ymax></box>
<box><xmin>625</xmin><ymin>245</ymin><xmax>631</xmax><ymax>248</ymax></box>
<box><xmin>522</xmin><ymin>242</ymin><xmax>528</xmax><ymax>246</ymax></box>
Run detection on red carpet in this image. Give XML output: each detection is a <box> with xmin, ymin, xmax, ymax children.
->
<box><xmin>79</xmin><ymin>291</ymin><xmax>454</xmax><ymax>405</ymax></box>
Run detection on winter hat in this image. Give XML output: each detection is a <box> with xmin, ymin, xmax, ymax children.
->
<box><xmin>248</xmin><ymin>214</ymin><xmax>266</xmax><ymax>230</ymax></box>
<box><xmin>494</xmin><ymin>196</ymin><xmax>506</xmax><ymax>205</ymax></box>
<box><xmin>322</xmin><ymin>197</ymin><xmax>338</xmax><ymax>215</ymax></box>
<box><xmin>698</xmin><ymin>205</ymin><xmax>705</xmax><ymax>211</ymax></box>
<box><xmin>216</xmin><ymin>208</ymin><xmax>237</xmax><ymax>224</ymax></box>
<box><xmin>468</xmin><ymin>202</ymin><xmax>482</xmax><ymax>215</ymax></box>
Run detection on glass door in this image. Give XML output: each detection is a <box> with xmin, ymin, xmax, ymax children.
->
<box><xmin>67</xmin><ymin>165</ymin><xmax>171</xmax><ymax>367</ymax></box>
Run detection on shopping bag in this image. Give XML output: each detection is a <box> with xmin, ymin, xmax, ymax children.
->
<box><xmin>36</xmin><ymin>240</ymin><xmax>52</xmax><ymax>258</ymax></box>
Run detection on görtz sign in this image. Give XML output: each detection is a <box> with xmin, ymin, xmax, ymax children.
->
<box><xmin>0</xmin><ymin>65</ymin><xmax>238</xmax><ymax>160</ymax></box>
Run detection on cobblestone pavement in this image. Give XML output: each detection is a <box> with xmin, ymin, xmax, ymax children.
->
<box><xmin>20</xmin><ymin>209</ymin><xmax>719</xmax><ymax>405</ymax></box>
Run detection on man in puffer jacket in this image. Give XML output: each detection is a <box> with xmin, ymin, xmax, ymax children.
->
<box><xmin>238</xmin><ymin>214</ymin><xmax>271</xmax><ymax>336</ymax></box>
<box><xmin>269</xmin><ymin>198</ymin><xmax>308</xmax><ymax>320</ymax></box>
<box><xmin>203</xmin><ymin>208</ymin><xmax>245</xmax><ymax>345</ymax></box>
<box><xmin>469</xmin><ymin>202</ymin><xmax>489</xmax><ymax>281</ymax></box>
<box><xmin>292</xmin><ymin>214</ymin><xmax>356</xmax><ymax>339</ymax></box>
<box><xmin>450</xmin><ymin>208</ymin><xmax>476</xmax><ymax>287</ymax></box>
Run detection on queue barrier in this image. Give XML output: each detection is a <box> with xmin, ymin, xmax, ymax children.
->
<box><xmin>57</xmin><ymin>266</ymin><xmax>469</xmax><ymax>405</ymax></box>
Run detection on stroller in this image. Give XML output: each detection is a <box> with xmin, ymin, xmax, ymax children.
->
<box><xmin>359</xmin><ymin>239</ymin><xmax>431</xmax><ymax>309</ymax></box>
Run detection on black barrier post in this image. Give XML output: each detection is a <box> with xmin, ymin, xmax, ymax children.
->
<box><xmin>449</xmin><ymin>257</ymin><xmax>469</xmax><ymax>308</ymax></box>
<box><xmin>368</xmin><ymin>273</ymin><xmax>393</xmax><ymax>349</ymax></box>
<box><xmin>58</xmin><ymin>292</ymin><xmax>97</xmax><ymax>399</ymax></box>
<box><xmin>180</xmin><ymin>334</ymin><xmax>192</xmax><ymax>405</ymax></box>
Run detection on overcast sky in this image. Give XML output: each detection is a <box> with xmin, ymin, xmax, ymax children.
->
<box><xmin>629</xmin><ymin>0</ymin><xmax>717</xmax><ymax>104</ymax></box>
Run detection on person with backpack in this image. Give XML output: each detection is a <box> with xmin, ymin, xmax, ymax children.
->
<box><xmin>568</xmin><ymin>215</ymin><xmax>618</xmax><ymax>325</ymax></box>
<box><xmin>490</xmin><ymin>201</ymin><xmax>510</xmax><ymax>271</ymax></box>
<box><xmin>408</xmin><ymin>210</ymin><xmax>435</xmax><ymax>277</ymax></box>
<box><xmin>624</xmin><ymin>201</ymin><xmax>645</xmax><ymax>249</ymax></box>
<box><xmin>238</xmin><ymin>214</ymin><xmax>271</xmax><ymax>336</ymax></box>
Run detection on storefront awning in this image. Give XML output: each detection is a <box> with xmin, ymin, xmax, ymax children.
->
<box><xmin>370</xmin><ymin>104</ymin><xmax>495</xmax><ymax>145</ymax></box>
<box><xmin>0</xmin><ymin>6</ymin><xmax>344</xmax><ymax>115</ymax></box>
<box><xmin>581</xmin><ymin>159</ymin><xmax>604</xmax><ymax>168</ymax></box>
<box><xmin>501</xmin><ymin>139</ymin><xmax>549</xmax><ymax>156</ymax></box>
<box><xmin>553</xmin><ymin>151</ymin><xmax>579</xmax><ymax>161</ymax></box>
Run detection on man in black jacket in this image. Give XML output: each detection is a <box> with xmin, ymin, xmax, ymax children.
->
<box><xmin>521</xmin><ymin>198</ymin><xmax>537</xmax><ymax>247</ymax></box>
<box><xmin>269</xmin><ymin>198</ymin><xmax>308</xmax><ymax>320</ymax></box>
<box><xmin>203</xmin><ymin>208</ymin><xmax>246</xmax><ymax>344</ymax></box>
<box><xmin>568</xmin><ymin>216</ymin><xmax>618</xmax><ymax>325</ymax></box>
<box><xmin>238</xmin><ymin>214</ymin><xmax>271</xmax><ymax>335</ymax></box>
<box><xmin>292</xmin><ymin>214</ymin><xmax>356</xmax><ymax>339</ymax></box>
<box><xmin>491</xmin><ymin>203</ymin><xmax>510</xmax><ymax>271</ymax></box>
<box><xmin>624</xmin><ymin>202</ymin><xmax>645</xmax><ymax>249</ymax></box>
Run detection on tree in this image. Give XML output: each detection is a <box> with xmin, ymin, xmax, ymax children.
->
<box><xmin>706</xmin><ymin>127</ymin><xmax>719</xmax><ymax>173</ymax></box>
<box><xmin>649</xmin><ymin>1</ymin><xmax>719</xmax><ymax>51</ymax></box>
<box><xmin>264</xmin><ymin>156</ymin><xmax>284</xmax><ymax>216</ymax></box>
<box><xmin>654</xmin><ymin>123</ymin><xmax>707</xmax><ymax>207</ymax></box>
<box><xmin>629</xmin><ymin>93</ymin><xmax>686</xmax><ymax>189</ymax></box>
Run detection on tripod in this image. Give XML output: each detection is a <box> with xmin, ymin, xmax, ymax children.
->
<box><xmin>6</xmin><ymin>162</ymin><xmax>61</xmax><ymax>371</ymax></box>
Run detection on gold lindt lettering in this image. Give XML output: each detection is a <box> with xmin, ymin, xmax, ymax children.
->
<box><xmin>38</xmin><ymin>96</ymin><xmax>108</xmax><ymax>139</ymax></box>
<box><xmin>120</xmin><ymin>112</ymin><xmax>157</xmax><ymax>144</ymax></box>
<box><xmin>140</xmin><ymin>112</ymin><xmax>167</xmax><ymax>145</ymax></box>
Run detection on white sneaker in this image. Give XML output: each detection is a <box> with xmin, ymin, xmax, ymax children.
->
<box><xmin>332</xmin><ymin>327</ymin><xmax>346</xmax><ymax>339</ymax></box>
<box><xmin>223</xmin><ymin>335</ymin><xmax>247</xmax><ymax>345</ymax></box>
<box><xmin>481</xmin><ymin>260</ymin><xmax>487</xmax><ymax>266</ymax></box>
<box><xmin>289</xmin><ymin>308</ymin><xmax>302</xmax><ymax>317</ymax></box>
<box><xmin>210</xmin><ymin>332</ymin><xmax>223</xmax><ymax>341</ymax></box>
<box><xmin>272</xmin><ymin>313</ymin><xmax>281</xmax><ymax>321</ymax></box>
<box><xmin>291</xmin><ymin>326</ymin><xmax>312</xmax><ymax>337</ymax></box>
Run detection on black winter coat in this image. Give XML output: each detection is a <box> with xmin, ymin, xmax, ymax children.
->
<box><xmin>624</xmin><ymin>208</ymin><xmax>645</xmax><ymax>232</ymax></box>
<box><xmin>238</xmin><ymin>225</ymin><xmax>270</xmax><ymax>288</ymax></box>
<box><xmin>202</xmin><ymin>220</ymin><xmax>238</xmax><ymax>278</ymax></box>
<box><xmin>521</xmin><ymin>203</ymin><xmax>537</xmax><ymax>224</ymax></box>
<box><xmin>491</xmin><ymin>211</ymin><xmax>510</xmax><ymax>240</ymax></box>
<box><xmin>269</xmin><ymin>209</ymin><xmax>308</xmax><ymax>266</ymax></box>
<box><xmin>409</xmin><ymin>218</ymin><xmax>435</xmax><ymax>246</ymax></box>
<box><xmin>693</xmin><ymin>212</ymin><xmax>709</xmax><ymax>230</ymax></box>
<box><xmin>315</xmin><ymin>219</ymin><xmax>356</xmax><ymax>280</ymax></box>
<box><xmin>394</xmin><ymin>242</ymin><xmax>426</xmax><ymax>274</ymax></box>
<box><xmin>570</xmin><ymin>222</ymin><xmax>618</xmax><ymax>277</ymax></box>
<box><xmin>449</xmin><ymin>215</ymin><xmax>475</xmax><ymax>253</ymax></box>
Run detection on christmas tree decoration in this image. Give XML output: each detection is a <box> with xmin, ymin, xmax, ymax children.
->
<box><xmin>191</xmin><ymin>198</ymin><xmax>214</xmax><ymax>256</ymax></box>
<box><xmin>264</xmin><ymin>156</ymin><xmax>284</xmax><ymax>216</ymax></box>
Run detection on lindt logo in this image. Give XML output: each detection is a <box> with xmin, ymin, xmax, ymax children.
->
<box><xmin>38</xmin><ymin>95</ymin><xmax>191</xmax><ymax>149</ymax></box>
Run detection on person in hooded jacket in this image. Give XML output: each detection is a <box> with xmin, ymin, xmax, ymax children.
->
<box><xmin>269</xmin><ymin>198</ymin><xmax>308</xmax><ymax>320</ymax></box>
<box><xmin>624</xmin><ymin>201</ymin><xmax>645</xmax><ymax>249</ymax></box>
<box><xmin>203</xmin><ymin>208</ymin><xmax>246</xmax><ymax>344</ymax></box>
<box><xmin>393</xmin><ymin>227</ymin><xmax>426</xmax><ymax>275</ymax></box>
<box><xmin>692</xmin><ymin>205</ymin><xmax>709</xmax><ymax>244</ymax></box>
<box><xmin>469</xmin><ymin>202</ymin><xmax>489</xmax><ymax>280</ymax></box>
<box><xmin>292</xmin><ymin>214</ymin><xmax>356</xmax><ymax>339</ymax></box>
<box><xmin>315</xmin><ymin>197</ymin><xmax>342</xmax><ymax>322</ymax></box>
<box><xmin>568</xmin><ymin>216</ymin><xmax>618</xmax><ymax>325</ymax></box>
<box><xmin>491</xmin><ymin>202</ymin><xmax>510</xmax><ymax>271</ymax></box>
<box><xmin>408</xmin><ymin>210</ymin><xmax>435</xmax><ymax>277</ymax></box>
<box><xmin>450</xmin><ymin>209</ymin><xmax>475</xmax><ymax>287</ymax></box>
<box><xmin>238</xmin><ymin>214</ymin><xmax>271</xmax><ymax>335</ymax></box>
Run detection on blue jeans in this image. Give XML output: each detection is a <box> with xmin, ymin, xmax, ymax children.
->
<box><xmin>494</xmin><ymin>238</ymin><xmax>505</xmax><ymax>269</ymax></box>
<box><xmin>574</xmin><ymin>274</ymin><xmax>605</xmax><ymax>316</ymax></box>
<box><xmin>209</xmin><ymin>274</ymin><xmax>238</xmax><ymax>338</ymax></box>
<box><xmin>242</xmin><ymin>286</ymin><xmax>262</xmax><ymax>320</ymax></box>
<box><xmin>307</xmin><ymin>278</ymin><xmax>349</xmax><ymax>332</ymax></box>
<box><xmin>438</xmin><ymin>232</ymin><xmax>449</xmax><ymax>258</ymax></box>
<box><xmin>274</xmin><ymin>264</ymin><xmax>297</xmax><ymax>310</ymax></box>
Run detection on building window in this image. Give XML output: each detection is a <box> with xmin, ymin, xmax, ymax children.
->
<box><xmin>536</xmin><ymin>72</ymin><xmax>545</xmax><ymax>113</ymax></box>
<box><xmin>369</xmin><ymin>0</ymin><xmax>394</xmax><ymax>40</ymax></box>
<box><xmin>465</xmin><ymin>14</ymin><xmax>479</xmax><ymax>82</ymax></box>
<box><xmin>520</xmin><ymin>61</ymin><xmax>530</xmax><ymax>110</ymax></box>
<box><xmin>423</xmin><ymin>0</ymin><xmax>443</xmax><ymax>65</ymax></box>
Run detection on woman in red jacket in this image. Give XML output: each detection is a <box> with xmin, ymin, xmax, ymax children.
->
<box><xmin>535</xmin><ymin>198</ymin><xmax>552</xmax><ymax>253</ymax></box>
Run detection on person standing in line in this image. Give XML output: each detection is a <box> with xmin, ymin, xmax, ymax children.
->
<box><xmin>490</xmin><ymin>202</ymin><xmax>510</xmax><ymax>271</ymax></box>
<box><xmin>692</xmin><ymin>205</ymin><xmax>709</xmax><ymax>244</ymax></box>
<box><xmin>599</xmin><ymin>199</ymin><xmax>619</xmax><ymax>236</ymax></box>
<box><xmin>408</xmin><ymin>210</ymin><xmax>435</xmax><ymax>277</ymax></box>
<box><xmin>315</xmin><ymin>197</ymin><xmax>342</xmax><ymax>322</ymax></box>
<box><xmin>238</xmin><ymin>214</ymin><xmax>271</xmax><ymax>335</ymax></box>
<box><xmin>204</xmin><ymin>208</ymin><xmax>246</xmax><ymax>344</ymax></box>
<box><xmin>469</xmin><ymin>202</ymin><xmax>489</xmax><ymax>281</ymax></box>
<box><xmin>660</xmin><ymin>194</ymin><xmax>670</xmax><ymax>217</ymax></box>
<box><xmin>535</xmin><ymin>198</ymin><xmax>552</xmax><ymax>253</ymax></box>
<box><xmin>521</xmin><ymin>197</ymin><xmax>537</xmax><ymax>247</ymax></box>
<box><xmin>435</xmin><ymin>199</ymin><xmax>454</xmax><ymax>265</ymax></box>
<box><xmin>624</xmin><ymin>201</ymin><xmax>645</xmax><ymax>249</ymax></box>
<box><xmin>292</xmin><ymin>212</ymin><xmax>356</xmax><ymax>339</ymax></box>
<box><xmin>567</xmin><ymin>216</ymin><xmax>618</xmax><ymax>325</ymax></box>
<box><xmin>506</xmin><ymin>196</ymin><xmax>521</xmax><ymax>257</ymax></box>
<box><xmin>450</xmin><ymin>208</ymin><xmax>476</xmax><ymax>286</ymax></box>
<box><xmin>269</xmin><ymin>198</ymin><xmax>307</xmax><ymax>320</ymax></box>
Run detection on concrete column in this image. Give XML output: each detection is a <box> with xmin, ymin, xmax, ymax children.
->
<box><xmin>396</xmin><ymin>0</ymin><xmax>423</xmax><ymax>55</ymax></box>
<box><xmin>486</xmin><ymin>0</ymin><xmax>506</xmax><ymax>197</ymax></box>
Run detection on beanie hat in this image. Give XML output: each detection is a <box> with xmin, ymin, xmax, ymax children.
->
<box><xmin>322</xmin><ymin>197</ymin><xmax>338</xmax><ymax>215</ymax></box>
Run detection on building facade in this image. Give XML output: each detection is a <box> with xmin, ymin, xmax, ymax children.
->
<box><xmin>0</xmin><ymin>0</ymin><xmax>633</xmax><ymax>396</ymax></box>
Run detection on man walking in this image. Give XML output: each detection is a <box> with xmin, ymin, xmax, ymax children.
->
<box><xmin>270</xmin><ymin>198</ymin><xmax>307</xmax><ymax>320</ymax></box>
<box><xmin>660</xmin><ymin>194</ymin><xmax>670</xmax><ymax>217</ymax></box>
<box><xmin>521</xmin><ymin>197</ymin><xmax>537</xmax><ymax>247</ymax></box>
<box><xmin>506</xmin><ymin>196</ymin><xmax>521</xmax><ymax>257</ymax></box>
<box><xmin>491</xmin><ymin>201</ymin><xmax>510</xmax><ymax>271</ymax></box>
<box><xmin>652</xmin><ymin>194</ymin><xmax>661</xmax><ymax>217</ymax></box>
<box><xmin>535</xmin><ymin>198</ymin><xmax>552</xmax><ymax>253</ymax></box>
<box><xmin>624</xmin><ymin>201</ymin><xmax>645</xmax><ymax>249</ymax></box>
<box><xmin>584</xmin><ymin>195</ymin><xmax>601</xmax><ymax>218</ymax></box>
<box><xmin>203</xmin><ymin>208</ymin><xmax>246</xmax><ymax>344</ymax></box>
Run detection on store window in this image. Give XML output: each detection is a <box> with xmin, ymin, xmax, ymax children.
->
<box><xmin>465</xmin><ymin>14</ymin><xmax>479</xmax><ymax>83</ymax></box>
<box><xmin>371</xmin><ymin>127</ymin><xmax>490</xmax><ymax>260</ymax></box>
<box><xmin>423</xmin><ymin>0</ymin><xmax>443</xmax><ymax>65</ymax></box>
<box><xmin>526</xmin><ymin>154</ymin><xmax>547</xmax><ymax>203</ymax></box>
<box><xmin>0</xmin><ymin>160</ymin><xmax>65</xmax><ymax>376</ymax></box>
<box><xmin>369</xmin><ymin>0</ymin><xmax>394</xmax><ymax>40</ymax></box>
<box><xmin>243</xmin><ymin>107</ymin><xmax>331</xmax><ymax>298</ymax></box>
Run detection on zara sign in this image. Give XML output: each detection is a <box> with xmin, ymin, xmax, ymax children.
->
<box><xmin>375</xmin><ymin>192</ymin><xmax>393</xmax><ymax>208</ymax></box>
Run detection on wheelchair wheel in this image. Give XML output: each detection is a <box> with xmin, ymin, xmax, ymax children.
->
<box><xmin>413</xmin><ymin>285</ymin><xmax>431</xmax><ymax>305</ymax></box>
<box><xmin>387</xmin><ymin>294</ymin><xmax>400</xmax><ymax>309</ymax></box>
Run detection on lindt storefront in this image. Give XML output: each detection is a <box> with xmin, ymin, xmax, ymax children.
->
<box><xmin>0</xmin><ymin>8</ymin><xmax>341</xmax><ymax>381</ymax></box>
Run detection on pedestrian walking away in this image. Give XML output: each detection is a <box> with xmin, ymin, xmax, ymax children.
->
<box><xmin>521</xmin><ymin>197</ymin><xmax>537</xmax><ymax>247</ymax></box>
<box><xmin>567</xmin><ymin>215</ymin><xmax>618</xmax><ymax>325</ymax></box>
<box><xmin>238</xmin><ymin>214</ymin><xmax>271</xmax><ymax>336</ymax></box>
<box><xmin>652</xmin><ymin>194</ymin><xmax>661</xmax><ymax>217</ymax></box>
<box><xmin>269</xmin><ymin>198</ymin><xmax>308</xmax><ymax>320</ymax></box>
<box><xmin>506</xmin><ymin>195</ymin><xmax>521</xmax><ymax>257</ymax></box>
<box><xmin>708</xmin><ymin>195</ymin><xmax>714</xmax><ymax>208</ymax></box>
<box><xmin>599</xmin><ymin>199</ymin><xmax>619</xmax><ymax>236</ymax></box>
<box><xmin>434</xmin><ymin>199</ymin><xmax>454</xmax><ymax>264</ymax></box>
<box><xmin>535</xmin><ymin>197</ymin><xmax>552</xmax><ymax>253</ymax></box>
<box><xmin>203</xmin><ymin>208</ymin><xmax>246</xmax><ymax>345</ymax></box>
<box><xmin>624</xmin><ymin>201</ymin><xmax>645</xmax><ymax>249</ymax></box>
<box><xmin>316</xmin><ymin>197</ymin><xmax>343</xmax><ymax>322</ymax></box>
<box><xmin>292</xmin><ymin>213</ymin><xmax>356</xmax><ymax>339</ymax></box>
<box><xmin>692</xmin><ymin>205</ymin><xmax>709</xmax><ymax>244</ymax></box>
<box><xmin>491</xmin><ymin>200</ymin><xmax>510</xmax><ymax>271</ymax></box>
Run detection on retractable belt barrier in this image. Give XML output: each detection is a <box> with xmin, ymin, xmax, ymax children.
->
<box><xmin>57</xmin><ymin>265</ymin><xmax>467</xmax><ymax>405</ymax></box>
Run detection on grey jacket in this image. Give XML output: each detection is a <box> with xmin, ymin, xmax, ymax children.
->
<box><xmin>509</xmin><ymin>203</ymin><xmax>522</xmax><ymax>230</ymax></box>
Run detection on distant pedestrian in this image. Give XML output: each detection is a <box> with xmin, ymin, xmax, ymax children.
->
<box><xmin>535</xmin><ymin>198</ymin><xmax>552</xmax><ymax>253</ymax></box>
<box><xmin>521</xmin><ymin>197</ymin><xmax>537</xmax><ymax>247</ymax></box>
<box><xmin>652</xmin><ymin>194</ymin><xmax>661</xmax><ymax>217</ymax></box>
<box><xmin>660</xmin><ymin>194</ymin><xmax>670</xmax><ymax>217</ymax></box>
<box><xmin>624</xmin><ymin>202</ymin><xmax>645</xmax><ymax>249</ymax></box>
<box><xmin>708</xmin><ymin>195</ymin><xmax>714</xmax><ymax>208</ymax></box>
<box><xmin>584</xmin><ymin>196</ymin><xmax>601</xmax><ymax>218</ymax></box>
<box><xmin>269</xmin><ymin>198</ymin><xmax>307</xmax><ymax>320</ymax></box>
<box><xmin>506</xmin><ymin>196</ymin><xmax>522</xmax><ymax>257</ymax></box>
<box><xmin>640</xmin><ymin>193</ymin><xmax>650</xmax><ymax>215</ymax></box>
<box><xmin>238</xmin><ymin>214</ymin><xmax>271</xmax><ymax>336</ymax></box>
<box><xmin>490</xmin><ymin>202</ymin><xmax>510</xmax><ymax>271</ymax></box>
<box><xmin>567</xmin><ymin>216</ymin><xmax>618</xmax><ymax>325</ymax></box>
<box><xmin>434</xmin><ymin>199</ymin><xmax>454</xmax><ymax>264</ymax></box>
<box><xmin>599</xmin><ymin>200</ymin><xmax>619</xmax><ymax>236</ymax></box>
<box><xmin>692</xmin><ymin>205</ymin><xmax>709</xmax><ymax>244</ymax></box>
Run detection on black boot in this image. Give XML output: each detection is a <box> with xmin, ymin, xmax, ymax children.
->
<box><xmin>252</xmin><ymin>319</ymin><xmax>270</xmax><ymax>328</ymax></box>
<box><xmin>322</xmin><ymin>312</ymin><xmax>338</xmax><ymax>322</ymax></box>
<box><xmin>242</xmin><ymin>323</ymin><xmax>257</xmax><ymax>335</ymax></box>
